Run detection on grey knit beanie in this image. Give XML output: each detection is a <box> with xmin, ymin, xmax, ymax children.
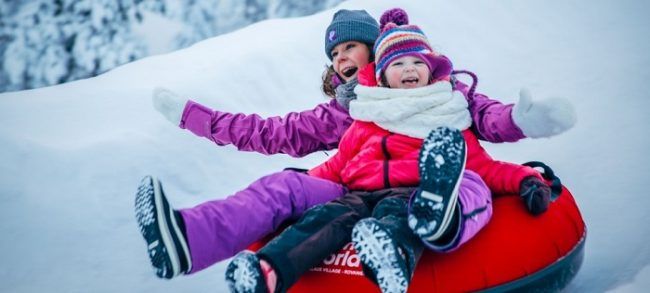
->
<box><xmin>324</xmin><ymin>10</ymin><xmax>379</xmax><ymax>60</ymax></box>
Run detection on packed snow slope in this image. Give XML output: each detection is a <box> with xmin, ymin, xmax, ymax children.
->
<box><xmin>1</xmin><ymin>0</ymin><xmax>649</xmax><ymax>292</ymax></box>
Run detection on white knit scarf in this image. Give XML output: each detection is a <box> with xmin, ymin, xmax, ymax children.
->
<box><xmin>349</xmin><ymin>82</ymin><xmax>471</xmax><ymax>139</ymax></box>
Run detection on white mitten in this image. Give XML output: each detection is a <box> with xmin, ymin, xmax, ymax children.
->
<box><xmin>512</xmin><ymin>88</ymin><xmax>577</xmax><ymax>138</ymax></box>
<box><xmin>152</xmin><ymin>87</ymin><xmax>187</xmax><ymax>126</ymax></box>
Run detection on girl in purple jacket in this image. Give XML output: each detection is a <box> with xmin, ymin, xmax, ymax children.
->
<box><xmin>134</xmin><ymin>9</ymin><xmax>574</xmax><ymax>284</ymax></box>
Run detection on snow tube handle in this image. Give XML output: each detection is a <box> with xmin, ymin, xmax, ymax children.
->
<box><xmin>523</xmin><ymin>161</ymin><xmax>563</xmax><ymax>201</ymax></box>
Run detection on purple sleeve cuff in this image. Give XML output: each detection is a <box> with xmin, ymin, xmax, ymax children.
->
<box><xmin>179</xmin><ymin>100</ymin><xmax>213</xmax><ymax>138</ymax></box>
<box><xmin>456</xmin><ymin>81</ymin><xmax>526</xmax><ymax>142</ymax></box>
<box><xmin>473</xmin><ymin>100</ymin><xmax>525</xmax><ymax>142</ymax></box>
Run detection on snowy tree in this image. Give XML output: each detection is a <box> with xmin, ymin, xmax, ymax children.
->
<box><xmin>245</xmin><ymin>0</ymin><xmax>269</xmax><ymax>23</ymax></box>
<box><xmin>169</xmin><ymin>0</ymin><xmax>220</xmax><ymax>49</ymax></box>
<box><xmin>1</xmin><ymin>1</ymin><xmax>69</xmax><ymax>91</ymax></box>
<box><xmin>0</xmin><ymin>1</ymin><xmax>16</xmax><ymax>90</ymax></box>
<box><xmin>172</xmin><ymin>0</ymin><xmax>347</xmax><ymax>47</ymax></box>
<box><xmin>270</xmin><ymin>0</ymin><xmax>345</xmax><ymax>18</ymax></box>
<box><xmin>0</xmin><ymin>0</ymin><xmax>347</xmax><ymax>92</ymax></box>
<box><xmin>58</xmin><ymin>0</ymin><xmax>147</xmax><ymax>81</ymax></box>
<box><xmin>0</xmin><ymin>0</ymin><xmax>147</xmax><ymax>92</ymax></box>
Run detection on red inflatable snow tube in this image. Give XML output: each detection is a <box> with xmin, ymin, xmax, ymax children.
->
<box><xmin>250</xmin><ymin>171</ymin><xmax>586</xmax><ymax>292</ymax></box>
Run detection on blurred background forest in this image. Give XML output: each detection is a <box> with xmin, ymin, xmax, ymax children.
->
<box><xmin>0</xmin><ymin>0</ymin><xmax>345</xmax><ymax>93</ymax></box>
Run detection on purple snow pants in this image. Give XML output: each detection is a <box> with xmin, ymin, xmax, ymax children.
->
<box><xmin>179</xmin><ymin>170</ymin><xmax>347</xmax><ymax>273</ymax></box>
<box><xmin>424</xmin><ymin>169</ymin><xmax>493</xmax><ymax>252</ymax></box>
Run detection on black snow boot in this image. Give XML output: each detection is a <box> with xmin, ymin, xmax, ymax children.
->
<box><xmin>352</xmin><ymin>196</ymin><xmax>424</xmax><ymax>293</ymax></box>
<box><xmin>135</xmin><ymin>176</ymin><xmax>191</xmax><ymax>279</ymax></box>
<box><xmin>409</xmin><ymin>126</ymin><xmax>466</xmax><ymax>242</ymax></box>
<box><xmin>225</xmin><ymin>251</ymin><xmax>268</xmax><ymax>293</ymax></box>
<box><xmin>352</xmin><ymin>216</ymin><xmax>423</xmax><ymax>293</ymax></box>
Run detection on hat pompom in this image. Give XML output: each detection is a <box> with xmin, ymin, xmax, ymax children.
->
<box><xmin>379</xmin><ymin>8</ymin><xmax>409</xmax><ymax>30</ymax></box>
<box><xmin>381</xmin><ymin>22</ymin><xmax>398</xmax><ymax>33</ymax></box>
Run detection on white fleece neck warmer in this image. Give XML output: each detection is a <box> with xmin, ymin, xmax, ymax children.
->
<box><xmin>349</xmin><ymin>82</ymin><xmax>471</xmax><ymax>139</ymax></box>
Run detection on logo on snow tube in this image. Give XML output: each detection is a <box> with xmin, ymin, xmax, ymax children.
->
<box><xmin>309</xmin><ymin>242</ymin><xmax>363</xmax><ymax>276</ymax></box>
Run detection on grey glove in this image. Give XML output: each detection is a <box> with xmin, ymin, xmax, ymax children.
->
<box><xmin>335</xmin><ymin>78</ymin><xmax>359</xmax><ymax>110</ymax></box>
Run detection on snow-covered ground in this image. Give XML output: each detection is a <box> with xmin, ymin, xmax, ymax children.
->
<box><xmin>1</xmin><ymin>0</ymin><xmax>648</xmax><ymax>292</ymax></box>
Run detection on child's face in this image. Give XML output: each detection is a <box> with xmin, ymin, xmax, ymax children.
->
<box><xmin>383</xmin><ymin>55</ymin><xmax>431</xmax><ymax>89</ymax></box>
<box><xmin>330</xmin><ymin>41</ymin><xmax>371</xmax><ymax>82</ymax></box>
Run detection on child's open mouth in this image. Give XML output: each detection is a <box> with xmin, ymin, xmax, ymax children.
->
<box><xmin>402</xmin><ymin>77</ymin><xmax>419</xmax><ymax>85</ymax></box>
<box><xmin>342</xmin><ymin>67</ymin><xmax>358</xmax><ymax>78</ymax></box>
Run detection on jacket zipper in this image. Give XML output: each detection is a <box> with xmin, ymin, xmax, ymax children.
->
<box><xmin>381</xmin><ymin>134</ymin><xmax>393</xmax><ymax>188</ymax></box>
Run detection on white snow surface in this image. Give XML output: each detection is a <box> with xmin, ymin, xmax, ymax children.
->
<box><xmin>1</xmin><ymin>0</ymin><xmax>649</xmax><ymax>292</ymax></box>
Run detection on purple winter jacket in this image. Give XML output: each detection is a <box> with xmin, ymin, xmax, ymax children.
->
<box><xmin>179</xmin><ymin>80</ymin><xmax>525</xmax><ymax>157</ymax></box>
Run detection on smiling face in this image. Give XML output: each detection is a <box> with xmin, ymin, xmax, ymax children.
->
<box><xmin>330</xmin><ymin>41</ymin><xmax>371</xmax><ymax>82</ymax></box>
<box><xmin>382</xmin><ymin>55</ymin><xmax>431</xmax><ymax>89</ymax></box>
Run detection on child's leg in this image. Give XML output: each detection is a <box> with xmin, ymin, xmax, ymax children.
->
<box><xmin>226</xmin><ymin>188</ymin><xmax>397</xmax><ymax>292</ymax></box>
<box><xmin>252</xmin><ymin>189</ymin><xmax>388</xmax><ymax>292</ymax></box>
<box><xmin>422</xmin><ymin>170</ymin><xmax>492</xmax><ymax>252</ymax></box>
<box><xmin>352</xmin><ymin>191</ymin><xmax>422</xmax><ymax>293</ymax></box>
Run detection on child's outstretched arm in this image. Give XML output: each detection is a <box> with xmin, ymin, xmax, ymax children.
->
<box><xmin>457</xmin><ymin>81</ymin><xmax>576</xmax><ymax>142</ymax></box>
<box><xmin>455</xmin><ymin>80</ymin><xmax>524</xmax><ymax>143</ymax></box>
<box><xmin>152</xmin><ymin>88</ymin><xmax>353</xmax><ymax>157</ymax></box>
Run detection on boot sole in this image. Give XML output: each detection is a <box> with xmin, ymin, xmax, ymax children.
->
<box><xmin>225</xmin><ymin>252</ymin><xmax>266</xmax><ymax>293</ymax></box>
<box><xmin>410</xmin><ymin>127</ymin><xmax>466</xmax><ymax>241</ymax></box>
<box><xmin>135</xmin><ymin>176</ymin><xmax>190</xmax><ymax>278</ymax></box>
<box><xmin>352</xmin><ymin>219</ymin><xmax>408</xmax><ymax>293</ymax></box>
